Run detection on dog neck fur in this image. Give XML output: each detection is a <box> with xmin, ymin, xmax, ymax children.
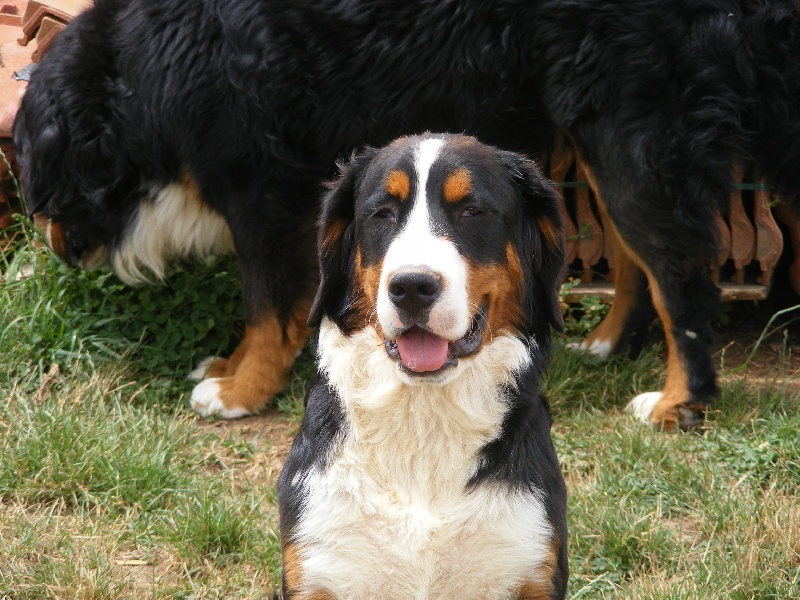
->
<box><xmin>297</xmin><ymin>318</ymin><xmax>552</xmax><ymax>599</ymax></box>
<box><xmin>316</xmin><ymin>316</ymin><xmax>533</xmax><ymax>500</ymax></box>
<box><xmin>112</xmin><ymin>182</ymin><xmax>234</xmax><ymax>284</ymax></box>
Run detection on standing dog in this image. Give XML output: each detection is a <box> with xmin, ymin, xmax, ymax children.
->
<box><xmin>277</xmin><ymin>134</ymin><xmax>568</xmax><ymax>600</ymax></box>
<box><xmin>14</xmin><ymin>0</ymin><xmax>800</xmax><ymax>429</ymax></box>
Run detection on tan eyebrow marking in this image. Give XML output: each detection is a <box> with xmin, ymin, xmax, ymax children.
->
<box><xmin>443</xmin><ymin>168</ymin><xmax>471</xmax><ymax>203</ymax></box>
<box><xmin>385</xmin><ymin>169</ymin><xmax>411</xmax><ymax>201</ymax></box>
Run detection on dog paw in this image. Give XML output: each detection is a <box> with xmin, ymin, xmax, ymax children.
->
<box><xmin>190</xmin><ymin>378</ymin><xmax>250</xmax><ymax>419</ymax></box>
<box><xmin>187</xmin><ymin>356</ymin><xmax>217</xmax><ymax>381</ymax></box>
<box><xmin>565</xmin><ymin>339</ymin><xmax>612</xmax><ymax>360</ymax></box>
<box><xmin>625</xmin><ymin>391</ymin><xmax>662</xmax><ymax>424</ymax></box>
<box><xmin>625</xmin><ymin>392</ymin><xmax>705</xmax><ymax>431</ymax></box>
<box><xmin>676</xmin><ymin>406</ymin><xmax>705</xmax><ymax>431</ymax></box>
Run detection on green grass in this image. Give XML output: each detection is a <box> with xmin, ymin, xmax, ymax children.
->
<box><xmin>550</xmin><ymin>346</ymin><xmax>800</xmax><ymax>599</ymax></box>
<box><xmin>1</xmin><ymin>215</ymin><xmax>799</xmax><ymax>599</ymax></box>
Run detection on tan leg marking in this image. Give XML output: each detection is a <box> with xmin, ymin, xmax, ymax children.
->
<box><xmin>206</xmin><ymin>328</ymin><xmax>257</xmax><ymax>379</ymax></box>
<box><xmin>595</xmin><ymin>214</ymin><xmax>692</xmax><ymax>430</ymax></box>
<box><xmin>583</xmin><ymin>217</ymin><xmax>642</xmax><ymax>356</ymax></box>
<box><xmin>573</xmin><ymin>161</ymin><xmax>644</xmax><ymax>359</ymax></box>
<box><xmin>218</xmin><ymin>306</ymin><xmax>310</xmax><ymax>411</ymax></box>
<box><xmin>204</xmin><ymin>357</ymin><xmax>229</xmax><ymax>378</ymax></box>
<box><xmin>644</xmin><ymin>277</ymin><xmax>692</xmax><ymax>432</ymax></box>
<box><xmin>282</xmin><ymin>542</ymin><xmax>336</xmax><ymax>600</ymax></box>
<box><xmin>578</xmin><ymin>156</ymin><xmax>695</xmax><ymax>430</ymax></box>
<box><xmin>516</xmin><ymin>540</ymin><xmax>562</xmax><ymax>599</ymax></box>
<box><xmin>604</xmin><ymin>226</ymin><xmax>694</xmax><ymax>431</ymax></box>
<box><xmin>190</xmin><ymin>303</ymin><xmax>311</xmax><ymax>417</ymax></box>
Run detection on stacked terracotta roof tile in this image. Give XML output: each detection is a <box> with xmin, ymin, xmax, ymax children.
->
<box><xmin>548</xmin><ymin>148</ymin><xmax>800</xmax><ymax>300</ymax></box>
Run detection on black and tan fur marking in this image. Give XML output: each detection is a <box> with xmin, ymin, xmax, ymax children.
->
<box><xmin>385</xmin><ymin>169</ymin><xmax>411</xmax><ymax>201</ymax></box>
<box><xmin>280</xmin><ymin>134</ymin><xmax>568</xmax><ymax>600</ymax></box>
<box><xmin>190</xmin><ymin>304</ymin><xmax>312</xmax><ymax>417</ymax></box>
<box><xmin>443</xmin><ymin>169</ymin><xmax>472</xmax><ymax>203</ymax></box>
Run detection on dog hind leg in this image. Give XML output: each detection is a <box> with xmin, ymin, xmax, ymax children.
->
<box><xmin>574</xmin><ymin>212</ymin><xmax>656</xmax><ymax>360</ymax></box>
<box><xmin>625</xmin><ymin>265</ymin><xmax>720</xmax><ymax>431</ymax></box>
<box><xmin>190</xmin><ymin>304</ymin><xmax>312</xmax><ymax>418</ymax></box>
<box><xmin>580</xmin><ymin>161</ymin><xmax>720</xmax><ymax>431</ymax></box>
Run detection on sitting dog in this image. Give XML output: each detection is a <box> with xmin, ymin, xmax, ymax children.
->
<box><xmin>14</xmin><ymin>0</ymin><xmax>800</xmax><ymax>429</ymax></box>
<box><xmin>277</xmin><ymin>134</ymin><xmax>568</xmax><ymax>600</ymax></box>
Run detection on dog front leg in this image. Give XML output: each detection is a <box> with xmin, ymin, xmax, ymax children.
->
<box><xmin>189</xmin><ymin>193</ymin><xmax>317</xmax><ymax>418</ymax></box>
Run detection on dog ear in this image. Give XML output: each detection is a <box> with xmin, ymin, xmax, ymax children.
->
<box><xmin>308</xmin><ymin>148</ymin><xmax>377</xmax><ymax>328</ymax></box>
<box><xmin>503</xmin><ymin>153</ymin><xmax>567</xmax><ymax>338</ymax></box>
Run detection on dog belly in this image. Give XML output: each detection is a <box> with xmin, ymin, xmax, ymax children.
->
<box><xmin>112</xmin><ymin>178</ymin><xmax>234</xmax><ymax>284</ymax></box>
<box><xmin>293</xmin><ymin>474</ymin><xmax>554</xmax><ymax>599</ymax></box>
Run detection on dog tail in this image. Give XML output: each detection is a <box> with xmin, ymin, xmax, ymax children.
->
<box><xmin>745</xmin><ymin>2</ymin><xmax>800</xmax><ymax>206</ymax></box>
<box><xmin>13</xmin><ymin>0</ymin><xmax>136</xmax><ymax>220</ymax></box>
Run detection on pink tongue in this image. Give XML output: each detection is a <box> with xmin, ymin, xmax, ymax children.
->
<box><xmin>396</xmin><ymin>327</ymin><xmax>449</xmax><ymax>372</ymax></box>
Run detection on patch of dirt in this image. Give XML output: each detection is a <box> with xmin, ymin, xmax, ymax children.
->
<box><xmin>194</xmin><ymin>408</ymin><xmax>298</xmax><ymax>487</ymax></box>
<box><xmin>714</xmin><ymin>283</ymin><xmax>800</xmax><ymax>392</ymax></box>
<box><xmin>111</xmin><ymin>547</ymin><xmax>184</xmax><ymax>598</ymax></box>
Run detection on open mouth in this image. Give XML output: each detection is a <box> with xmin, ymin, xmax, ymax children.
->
<box><xmin>383</xmin><ymin>306</ymin><xmax>487</xmax><ymax>375</ymax></box>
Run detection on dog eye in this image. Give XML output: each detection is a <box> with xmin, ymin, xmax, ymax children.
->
<box><xmin>374</xmin><ymin>208</ymin><xmax>397</xmax><ymax>223</ymax></box>
<box><xmin>460</xmin><ymin>206</ymin><xmax>482</xmax><ymax>218</ymax></box>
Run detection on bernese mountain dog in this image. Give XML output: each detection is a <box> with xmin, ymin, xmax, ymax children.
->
<box><xmin>14</xmin><ymin>0</ymin><xmax>800</xmax><ymax>430</ymax></box>
<box><xmin>277</xmin><ymin>133</ymin><xmax>568</xmax><ymax>600</ymax></box>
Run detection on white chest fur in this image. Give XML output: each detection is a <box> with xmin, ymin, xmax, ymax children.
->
<box><xmin>112</xmin><ymin>181</ymin><xmax>234</xmax><ymax>284</ymax></box>
<box><xmin>288</xmin><ymin>320</ymin><xmax>554</xmax><ymax>599</ymax></box>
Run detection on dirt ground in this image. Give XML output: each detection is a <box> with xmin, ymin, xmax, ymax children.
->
<box><xmin>716</xmin><ymin>278</ymin><xmax>800</xmax><ymax>390</ymax></box>
<box><xmin>195</xmin><ymin>408</ymin><xmax>298</xmax><ymax>488</ymax></box>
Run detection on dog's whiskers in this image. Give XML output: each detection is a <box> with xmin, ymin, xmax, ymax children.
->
<box><xmin>365</xmin><ymin>304</ymin><xmax>378</xmax><ymax>328</ymax></box>
<box><xmin>468</xmin><ymin>301</ymin><xmax>494</xmax><ymax>342</ymax></box>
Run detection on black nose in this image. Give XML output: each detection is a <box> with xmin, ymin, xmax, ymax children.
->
<box><xmin>388</xmin><ymin>270</ymin><xmax>442</xmax><ymax>316</ymax></box>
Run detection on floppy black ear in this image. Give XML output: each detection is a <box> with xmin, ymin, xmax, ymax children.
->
<box><xmin>308</xmin><ymin>148</ymin><xmax>377</xmax><ymax>328</ymax></box>
<box><xmin>503</xmin><ymin>153</ymin><xmax>567</xmax><ymax>338</ymax></box>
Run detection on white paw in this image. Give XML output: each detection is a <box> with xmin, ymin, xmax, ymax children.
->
<box><xmin>187</xmin><ymin>356</ymin><xmax>217</xmax><ymax>381</ymax></box>
<box><xmin>190</xmin><ymin>378</ymin><xmax>250</xmax><ymax>419</ymax></box>
<box><xmin>565</xmin><ymin>339</ymin><xmax>612</xmax><ymax>360</ymax></box>
<box><xmin>625</xmin><ymin>391</ymin><xmax>663</xmax><ymax>424</ymax></box>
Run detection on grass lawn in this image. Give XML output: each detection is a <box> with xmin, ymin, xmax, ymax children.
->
<box><xmin>1</xmin><ymin>216</ymin><xmax>798</xmax><ymax>599</ymax></box>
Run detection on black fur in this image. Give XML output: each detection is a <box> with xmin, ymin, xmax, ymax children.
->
<box><xmin>277</xmin><ymin>372</ymin><xmax>347</xmax><ymax>544</ymax></box>
<box><xmin>500</xmin><ymin>150</ymin><xmax>567</xmax><ymax>359</ymax></box>
<box><xmin>14</xmin><ymin>0</ymin><xmax>800</xmax><ymax>421</ymax></box>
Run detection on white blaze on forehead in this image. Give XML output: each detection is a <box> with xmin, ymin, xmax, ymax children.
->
<box><xmin>376</xmin><ymin>138</ymin><xmax>471</xmax><ymax>341</ymax></box>
<box><xmin>415</xmin><ymin>137</ymin><xmax>443</xmax><ymax>201</ymax></box>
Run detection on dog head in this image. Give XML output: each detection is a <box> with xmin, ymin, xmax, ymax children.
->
<box><xmin>12</xmin><ymin>75</ymin><xmax>140</xmax><ymax>272</ymax></box>
<box><xmin>309</xmin><ymin>133</ymin><xmax>565</xmax><ymax>380</ymax></box>
<box><xmin>14</xmin><ymin>97</ymin><xmax>232</xmax><ymax>283</ymax></box>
